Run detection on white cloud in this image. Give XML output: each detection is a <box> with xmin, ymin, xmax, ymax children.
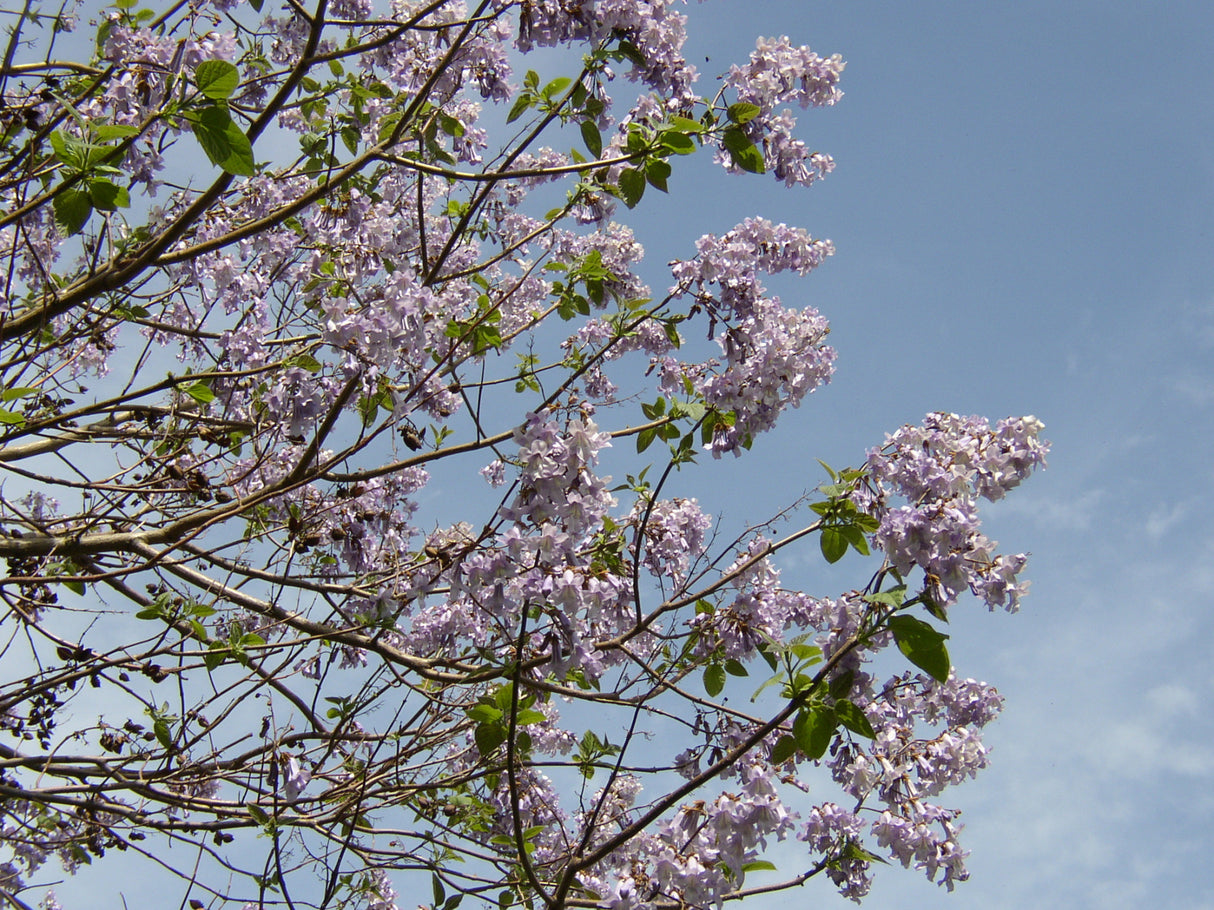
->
<box><xmin>1144</xmin><ymin>500</ymin><xmax>1191</xmax><ymax>541</ymax></box>
<box><xmin>1145</xmin><ymin>681</ymin><xmax>1201</xmax><ymax>717</ymax></box>
<box><xmin>1170</xmin><ymin>372</ymin><xmax>1214</xmax><ymax>407</ymax></box>
<box><xmin>992</xmin><ymin>487</ymin><xmax>1104</xmax><ymax>531</ymax></box>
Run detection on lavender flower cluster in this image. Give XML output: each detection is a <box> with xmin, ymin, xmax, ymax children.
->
<box><xmin>864</xmin><ymin>412</ymin><xmax>1050</xmax><ymax>609</ymax></box>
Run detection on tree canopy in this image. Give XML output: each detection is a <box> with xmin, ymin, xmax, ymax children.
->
<box><xmin>0</xmin><ymin>2</ymin><xmax>1047</xmax><ymax>909</ymax></box>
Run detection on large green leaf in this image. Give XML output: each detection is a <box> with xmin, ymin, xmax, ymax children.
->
<box><xmin>888</xmin><ymin>614</ymin><xmax>951</xmax><ymax>682</ymax></box>
<box><xmin>834</xmin><ymin>699</ymin><xmax>876</xmax><ymax>739</ymax></box>
<box><xmin>52</xmin><ymin>187</ymin><xmax>92</xmax><ymax>235</ymax></box>
<box><xmin>194</xmin><ymin>59</ymin><xmax>240</xmax><ymax>101</ymax></box>
<box><xmin>722</xmin><ymin>127</ymin><xmax>765</xmax><ymax>174</ymax></box>
<box><xmin>726</xmin><ymin>102</ymin><xmax>762</xmax><ymax>124</ymax></box>
<box><xmin>792</xmin><ymin>705</ymin><xmax>836</xmax><ymax>760</ymax></box>
<box><xmin>474</xmin><ymin>723</ymin><xmax>506</xmax><ymax>755</ymax></box>
<box><xmin>87</xmin><ymin>178</ymin><xmax>130</xmax><ymax>212</ymax></box>
<box><xmin>770</xmin><ymin>733</ymin><xmax>797</xmax><ymax>765</ymax></box>
<box><xmin>580</xmin><ymin>120</ymin><xmax>603</xmax><ymax>158</ymax></box>
<box><xmin>820</xmin><ymin>526</ymin><xmax>848</xmax><ymax>563</ymax></box>
<box><xmin>192</xmin><ymin>105</ymin><xmax>256</xmax><ymax>176</ymax></box>
<box><xmin>618</xmin><ymin>167</ymin><xmax>645</xmax><ymax>208</ymax></box>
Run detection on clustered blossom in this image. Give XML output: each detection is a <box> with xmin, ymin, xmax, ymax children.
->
<box><xmin>720</xmin><ymin>36</ymin><xmax>845</xmax><ymax>186</ymax></box>
<box><xmin>800</xmin><ymin>803</ymin><xmax>871</xmax><ymax>900</ymax></box>
<box><xmin>671</xmin><ymin>217</ymin><xmax>835</xmax><ymax>317</ymax></box>
<box><xmin>635</xmin><ymin>496</ymin><xmax>712</xmax><ymax>583</ymax></box>
<box><xmin>585</xmin><ymin>764</ymin><xmax>797</xmax><ymax>910</ymax></box>
<box><xmin>667</xmin><ymin>218</ymin><xmax>837</xmax><ymax>455</ymax></box>
<box><xmin>727</xmin><ymin>36</ymin><xmax>845</xmax><ymax>111</ymax></box>
<box><xmin>692</xmin><ymin>537</ymin><xmax>791</xmax><ymax>659</ymax></box>
<box><xmin>820</xmin><ymin>670</ymin><xmax>1005</xmax><ymax>893</ymax></box>
<box><xmin>493</xmin><ymin>0</ymin><xmax>699</xmax><ymax>104</ymax></box>
<box><xmin>699</xmin><ymin>297</ymin><xmax>835</xmax><ymax>456</ymax></box>
<box><xmin>375</xmin><ymin>1</ymin><xmax>514</xmax><ymax>103</ymax></box>
<box><xmin>863</xmin><ymin>413</ymin><xmax>1049</xmax><ymax>609</ymax></box>
<box><xmin>872</xmin><ymin>804</ymin><xmax>970</xmax><ymax>892</ymax></box>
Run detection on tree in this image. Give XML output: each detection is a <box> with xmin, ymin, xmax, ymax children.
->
<box><xmin>0</xmin><ymin>1</ymin><xmax>1049</xmax><ymax>908</ymax></box>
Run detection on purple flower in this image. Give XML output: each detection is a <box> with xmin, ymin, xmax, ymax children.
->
<box><xmin>282</xmin><ymin>755</ymin><xmax>311</xmax><ymax>803</ymax></box>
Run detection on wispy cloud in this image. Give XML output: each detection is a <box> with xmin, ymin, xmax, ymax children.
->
<box><xmin>1144</xmin><ymin>500</ymin><xmax>1191</xmax><ymax>541</ymax></box>
<box><xmin>1169</xmin><ymin>369</ymin><xmax>1214</xmax><ymax>406</ymax></box>
<box><xmin>992</xmin><ymin>488</ymin><xmax>1105</xmax><ymax>531</ymax></box>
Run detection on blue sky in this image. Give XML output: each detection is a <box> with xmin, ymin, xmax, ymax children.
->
<box><xmin>622</xmin><ymin>2</ymin><xmax>1214</xmax><ymax>907</ymax></box>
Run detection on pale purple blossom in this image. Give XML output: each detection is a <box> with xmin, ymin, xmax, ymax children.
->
<box><xmin>282</xmin><ymin>755</ymin><xmax>312</xmax><ymax>803</ymax></box>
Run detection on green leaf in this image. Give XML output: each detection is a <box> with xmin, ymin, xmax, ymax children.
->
<box><xmin>668</xmin><ymin>115</ymin><xmax>705</xmax><ymax>133</ymax></box>
<box><xmin>49</xmin><ymin>130</ymin><xmax>84</xmax><ymax>168</ymax></box>
<box><xmin>0</xmin><ymin>408</ymin><xmax>25</xmax><ymax>426</ymax></box>
<box><xmin>580</xmin><ymin>119</ymin><xmax>602</xmax><ymax>158</ymax></box>
<box><xmin>834</xmin><ymin>699</ymin><xmax>876</xmax><ymax>739</ymax></box>
<box><xmin>203</xmin><ymin>644</ymin><xmax>228</xmax><ymax>671</ymax></box>
<box><xmin>287</xmin><ymin>352</ymin><xmax>322</xmax><ymax>372</ymax></box>
<box><xmin>843</xmin><ymin>839</ymin><xmax>890</xmax><ymax>865</ymax></box>
<box><xmin>741</xmin><ymin>860</ymin><xmax>778</xmax><ymax>872</ymax></box>
<box><xmin>787</xmin><ymin>642</ymin><xmax>822</xmax><ymax>663</ymax></box>
<box><xmin>87</xmin><ymin>178</ymin><xmax>129</xmax><ymax>211</ymax></box>
<box><xmin>541</xmin><ymin>76</ymin><xmax>571</xmax><ymax>99</ymax></box>
<box><xmin>1</xmin><ymin>387</ymin><xmax>36</xmax><ymax>403</ymax></box>
<box><xmin>792</xmin><ymin>705</ymin><xmax>836</xmax><ymax>760</ymax></box>
<box><xmin>659</xmin><ymin>130</ymin><xmax>696</xmax><ymax>155</ymax></box>
<box><xmin>475</xmin><ymin>723</ymin><xmax>506</xmax><ymax>755</ymax></box>
<box><xmin>726</xmin><ymin>102</ymin><xmax>763</xmax><ymax>124</ymax></box>
<box><xmin>820</xmin><ymin>527</ymin><xmax>848</xmax><ymax>563</ymax></box>
<box><xmin>863</xmin><ymin>587</ymin><xmax>907</xmax><ymax>610</ymax></box>
<box><xmin>888</xmin><ymin>614</ymin><xmax>951</xmax><ymax>683</ymax></box>
<box><xmin>191</xmin><ymin>107</ymin><xmax>232</xmax><ymax>160</ymax></box>
<box><xmin>828</xmin><ymin>669</ymin><xmax>854</xmax><ymax>700</ymax></box>
<box><xmin>616</xmin><ymin>40</ymin><xmax>646</xmax><ymax>67</ymax></box>
<box><xmin>703</xmin><ymin>663</ymin><xmax>726</xmax><ymax>697</ymax></box>
<box><xmin>153</xmin><ymin>718</ymin><xmax>173</xmax><ymax>750</ymax></box>
<box><xmin>636</xmin><ymin>426</ymin><xmax>657</xmax><ymax>453</ymax></box>
<box><xmin>839</xmin><ymin>524</ymin><xmax>871</xmax><ymax>555</ymax></box>
<box><xmin>194</xmin><ymin>59</ymin><xmax>240</xmax><ymax>101</ymax></box>
<box><xmin>723</xmin><ymin>658</ymin><xmax>749</xmax><ymax>677</ymax></box>
<box><xmin>618</xmin><ymin>167</ymin><xmax>645</xmax><ymax>208</ymax></box>
<box><xmin>757</xmin><ymin>642</ymin><xmax>779</xmax><ymax>672</ymax></box>
<box><xmin>722</xmin><ymin>127</ymin><xmax>765</xmax><ymax>174</ymax></box>
<box><xmin>181</xmin><ymin>381</ymin><xmax>215</xmax><ymax>404</ymax></box>
<box><xmin>506</xmin><ymin>93</ymin><xmax>532</xmax><ymax>124</ymax></box>
<box><xmin>769</xmin><ymin>734</ymin><xmax>797</xmax><ymax>765</ymax></box>
<box><xmin>466</xmin><ymin>703</ymin><xmax>501</xmax><ymax>723</ymax></box>
<box><xmin>641</xmin><ymin>397</ymin><xmax>667</xmax><ymax>419</ymax></box>
<box><xmin>93</xmin><ymin>123</ymin><xmax>139</xmax><ymax>141</ymax></box>
<box><xmin>645</xmin><ymin>159</ymin><xmax>671</xmax><ymax>192</ymax></box>
<box><xmin>192</xmin><ymin>105</ymin><xmax>255</xmax><ymax>176</ymax></box>
<box><xmin>721</xmin><ymin>127</ymin><xmax>751</xmax><ymax>154</ymax></box>
<box><xmin>216</xmin><ymin>120</ymin><xmax>256</xmax><ymax>176</ymax></box>
<box><xmin>247</xmin><ymin>803</ymin><xmax>270</xmax><ymax>826</ymax></box>
<box><xmin>377</xmin><ymin>112</ymin><xmax>403</xmax><ymax>143</ymax></box>
<box><xmin>53</xmin><ymin>187</ymin><xmax>92</xmax><ymax>235</ymax></box>
<box><xmin>438</xmin><ymin>111</ymin><xmax>465</xmax><ymax>137</ymax></box>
